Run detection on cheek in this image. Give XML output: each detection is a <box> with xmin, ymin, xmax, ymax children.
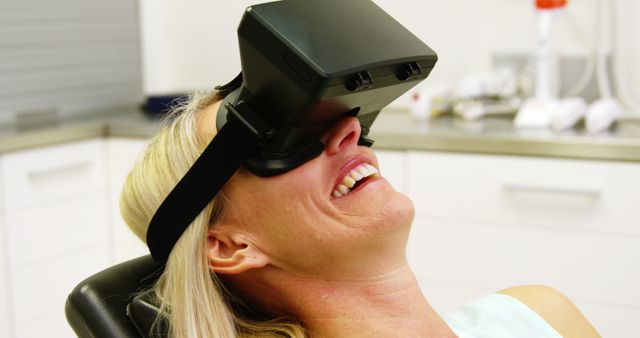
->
<box><xmin>232</xmin><ymin>170</ymin><xmax>324</xmax><ymax>236</ymax></box>
<box><xmin>225</xmin><ymin>163</ymin><xmax>337</xmax><ymax>265</ymax></box>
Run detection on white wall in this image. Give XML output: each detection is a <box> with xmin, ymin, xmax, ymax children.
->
<box><xmin>139</xmin><ymin>0</ymin><xmax>266</xmax><ymax>94</ymax></box>
<box><xmin>613</xmin><ymin>0</ymin><xmax>640</xmax><ymax>112</ymax></box>
<box><xmin>375</xmin><ymin>0</ymin><xmax>599</xmax><ymax>81</ymax></box>
<box><xmin>139</xmin><ymin>0</ymin><xmax>638</xmax><ymax>110</ymax></box>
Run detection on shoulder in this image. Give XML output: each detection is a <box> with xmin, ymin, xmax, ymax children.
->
<box><xmin>498</xmin><ymin>285</ymin><xmax>601</xmax><ymax>338</ymax></box>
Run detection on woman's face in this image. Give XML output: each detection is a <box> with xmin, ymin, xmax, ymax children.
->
<box><xmin>208</xmin><ymin>104</ymin><xmax>415</xmax><ymax>279</ymax></box>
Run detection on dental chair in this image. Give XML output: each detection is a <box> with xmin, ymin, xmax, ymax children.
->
<box><xmin>65</xmin><ymin>255</ymin><xmax>165</xmax><ymax>338</ymax></box>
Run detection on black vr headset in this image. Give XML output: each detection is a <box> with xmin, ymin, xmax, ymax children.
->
<box><xmin>147</xmin><ymin>0</ymin><xmax>438</xmax><ymax>262</ymax></box>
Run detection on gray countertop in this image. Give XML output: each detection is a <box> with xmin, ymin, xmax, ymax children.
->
<box><xmin>1</xmin><ymin>107</ymin><xmax>640</xmax><ymax>162</ymax></box>
<box><xmin>369</xmin><ymin>112</ymin><xmax>640</xmax><ymax>162</ymax></box>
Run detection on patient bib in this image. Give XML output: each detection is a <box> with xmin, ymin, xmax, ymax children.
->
<box><xmin>442</xmin><ymin>293</ymin><xmax>562</xmax><ymax>338</ymax></box>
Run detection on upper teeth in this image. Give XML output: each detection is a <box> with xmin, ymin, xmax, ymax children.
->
<box><xmin>332</xmin><ymin>163</ymin><xmax>379</xmax><ymax>198</ymax></box>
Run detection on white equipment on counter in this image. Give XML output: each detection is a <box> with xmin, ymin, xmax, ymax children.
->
<box><xmin>586</xmin><ymin>98</ymin><xmax>624</xmax><ymax>133</ymax></box>
<box><xmin>585</xmin><ymin>0</ymin><xmax>627</xmax><ymax>133</ymax></box>
<box><xmin>517</xmin><ymin>0</ymin><xmax>629</xmax><ymax>132</ymax></box>
<box><xmin>550</xmin><ymin>98</ymin><xmax>588</xmax><ymax>131</ymax></box>
<box><xmin>515</xmin><ymin>0</ymin><xmax>567</xmax><ymax>128</ymax></box>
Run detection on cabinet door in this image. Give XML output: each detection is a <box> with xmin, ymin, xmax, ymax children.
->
<box><xmin>12</xmin><ymin>246</ymin><xmax>110</xmax><ymax>337</ymax></box>
<box><xmin>408</xmin><ymin>215</ymin><xmax>640</xmax><ymax>338</ymax></box>
<box><xmin>106</xmin><ymin>138</ymin><xmax>150</xmax><ymax>262</ymax></box>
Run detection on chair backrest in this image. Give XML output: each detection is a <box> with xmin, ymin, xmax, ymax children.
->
<box><xmin>65</xmin><ymin>255</ymin><xmax>164</xmax><ymax>338</ymax></box>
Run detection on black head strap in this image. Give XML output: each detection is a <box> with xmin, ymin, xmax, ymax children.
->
<box><xmin>146</xmin><ymin>98</ymin><xmax>273</xmax><ymax>262</ymax></box>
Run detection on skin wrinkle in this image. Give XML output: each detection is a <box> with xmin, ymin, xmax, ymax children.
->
<box><xmin>299</xmin><ymin>200</ymin><xmax>386</xmax><ymax>274</ymax></box>
<box><xmin>304</xmin><ymin>191</ymin><xmax>371</xmax><ymax>235</ymax></box>
<box><xmin>284</xmin><ymin>264</ymin><xmax>412</xmax><ymax>285</ymax></box>
<box><xmin>271</xmin><ymin>268</ymin><xmax>436</xmax><ymax>326</ymax></box>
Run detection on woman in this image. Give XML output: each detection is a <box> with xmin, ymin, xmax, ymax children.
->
<box><xmin>120</xmin><ymin>88</ymin><xmax>601</xmax><ymax>337</ymax></box>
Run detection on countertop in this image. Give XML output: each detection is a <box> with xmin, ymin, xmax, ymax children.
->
<box><xmin>1</xmin><ymin>107</ymin><xmax>640</xmax><ymax>162</ymax></box>
<box><xmin>369</xmin><ymin>112</ymin><xmax>640</xmax><ymax>162</ymax></box>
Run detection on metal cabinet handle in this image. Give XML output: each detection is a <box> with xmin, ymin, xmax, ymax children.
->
<box><xmin>502</xmin><ymin>180</ymin><xmax>601</xmax><ymax>198</ymax></box>
<box><xmin>27</xmin><ymin>162</ymin><xmax>92</xmax><ymax>184</ymax></box>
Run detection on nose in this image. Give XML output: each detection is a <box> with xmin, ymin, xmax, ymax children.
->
<box><xmin>322</xmin><ymin>117</ymin><xmax>362</xmax><ymax>155</ymax></box>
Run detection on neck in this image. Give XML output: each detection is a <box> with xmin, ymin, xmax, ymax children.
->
<box><xmin>256</xmin><ymin>264</ymin><xmax>457</xmax><ymax>338</ymax></box>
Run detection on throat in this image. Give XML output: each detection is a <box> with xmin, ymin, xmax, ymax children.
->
<box><xmin>274</xmin><ymin>267</ymin><xmax>457</xmax><ymax>337</ymax></box>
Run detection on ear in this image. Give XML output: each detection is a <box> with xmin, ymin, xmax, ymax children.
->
<box><xmin>207</xmin><ymin>229</ymin><xmax>269</xmax><ymax>275</ymax></box>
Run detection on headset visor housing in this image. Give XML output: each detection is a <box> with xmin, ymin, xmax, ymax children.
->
<box><xmin>217</xmin><ymin>0</ymin><xmax>438</xmax><ymax>176</ymax></box>
<box><xmin>148</xmin><ymin>0</ymin><xmax>438</xmax><ymax>261</ymax></box>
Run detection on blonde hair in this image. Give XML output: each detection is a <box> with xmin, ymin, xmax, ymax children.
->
<box><xmin>120</xmin><ymin>91</ymin><xmax>306</xmax><ymax>338</ymax></box>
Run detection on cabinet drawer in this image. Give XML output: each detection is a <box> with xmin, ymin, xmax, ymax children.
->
<box><xmin>408</xmin><ymin>152</ymin><xmax>640</xmax><ymax>235</ymax></box>
<box><xmin>11</xmin><ymin>246</ymin><xmax>110</xmax><ymax>322</ymax></box>
<box><xmin>1</xmin><ymin>139</ymin><xmax>106</xmax><ymax>211</ymax></box>
<box><xmin>7</xmin><ymin>194</ymin><xmax>109</xmax><ymax>267</ymax></box>
<box><xmin>408</xmin><ymin>215</ymin><xmax>640</xmax><ymax>308</ymax></box>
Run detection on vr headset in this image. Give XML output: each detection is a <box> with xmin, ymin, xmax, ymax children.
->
<box><xmin>147</xmin><ymin>0</ymin><xmax>438</xmax><ymax>262</ymax></box>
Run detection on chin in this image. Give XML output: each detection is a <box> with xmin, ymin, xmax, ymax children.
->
<box><xmin>367</xmin><ymin>188</ymin><xmax>415</xmax><ymax>235</ymax></box>
<box><xmin>335</xmin><ymin>177</ymin><xmax>415</xmax><ymax>235</ymax></box>
<box><xmin>387</xmin><ymin>191</ymin><xmax>415</xmax><ymax>229</ymax></box>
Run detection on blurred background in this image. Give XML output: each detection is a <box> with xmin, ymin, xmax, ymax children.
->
<box><xmin>0</xmin><ymin>0</ymin><xmax>638</xmax><ymax>337</ymax></box>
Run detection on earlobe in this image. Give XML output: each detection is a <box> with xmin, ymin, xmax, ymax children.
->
<box><xmin>207</xmin><ymin>229</ymin><xmax>269</xmax><ymax>275</ymax></box>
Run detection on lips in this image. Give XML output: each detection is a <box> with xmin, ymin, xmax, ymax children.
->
<box><xmin>331</xmin><ymin>160</ymin><xmax>379</xmax><ymax>198</ymax></box>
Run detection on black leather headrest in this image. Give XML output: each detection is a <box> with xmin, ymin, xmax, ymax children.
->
<box><xmin>127</xmin><ymin>292</ymin><xmax>167</xmax><ymax>337</ymax></box>
<box><xmin>65</xmin><ymin>255</ymin><xmax>164</xmax><ymax>338</ymax></box>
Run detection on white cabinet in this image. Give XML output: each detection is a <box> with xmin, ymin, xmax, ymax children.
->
<box><xmin>405</xmin><ymin>151</ymin><xmax>640</xmax><ymax>337</ymax></box>
<box><xmin>0</xmin><ymin>157</ymin><xmax>12</xmax><ymax>338</ymax></box>
<box><xmin>106</xmin><ymin>138</ymin><xmax>150</xmax><ymax>263</ymax></box>
<box><xmin>0</xmin><ymin>137</ymin><xmax>153</xmax><ymax>337</ymax></box>
<box><xmin>0</xmin><ymin>139</ymin><xmax>111</xmax><ymax>338</ymax></box>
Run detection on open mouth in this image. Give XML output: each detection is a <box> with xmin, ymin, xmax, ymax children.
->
<box><xmin>332</xmin><ymin>163</ymin><xmax>379</xmax><ymax>198</ymax></box>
